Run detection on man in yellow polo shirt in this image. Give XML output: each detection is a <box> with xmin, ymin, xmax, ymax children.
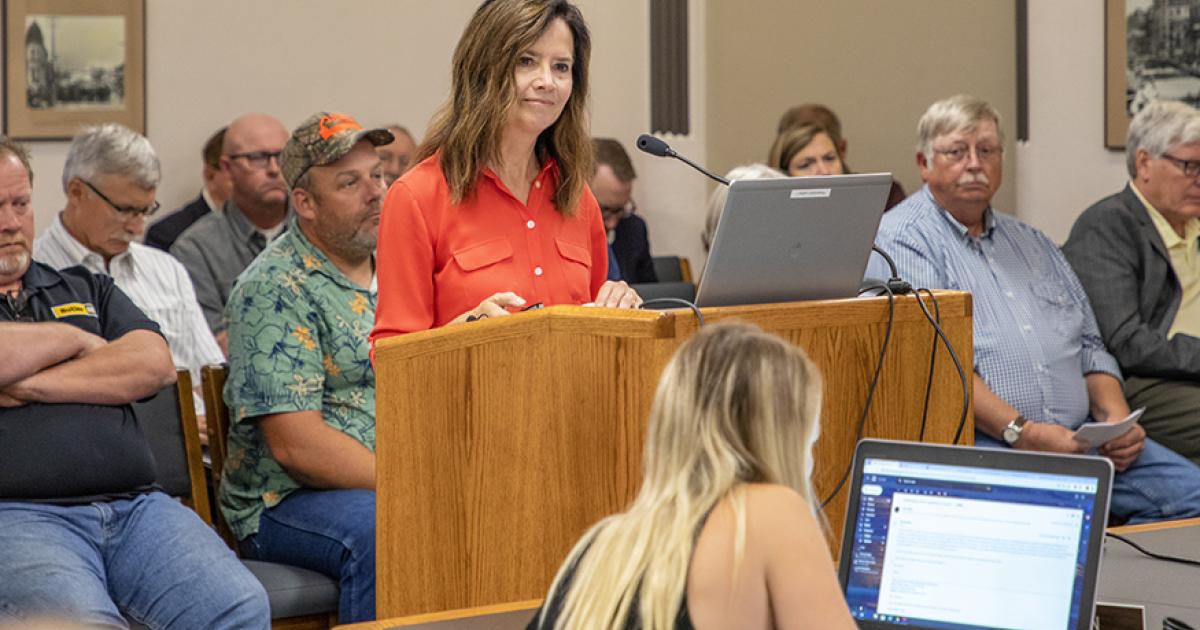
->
<box><xmin>1064</xmin><ymin>99</ymin><xmax>1200</xmax><ymax>464</ymax></box>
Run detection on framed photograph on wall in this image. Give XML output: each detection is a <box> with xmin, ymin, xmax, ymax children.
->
<box><xmin>1106</xmin><ymin>0</ymin><xmax>1200</xmax><ymax>149</ymax></box>
<box><xmin>2</xmin><ymin>0</ymin><xmax>145</xmax><ymax>140</ymax></box>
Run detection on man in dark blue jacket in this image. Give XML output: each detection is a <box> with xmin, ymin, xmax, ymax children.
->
<box><xmin>144</xmin><ymin>126</ymin><xmax>231</xmax><ymax>251</ymax></box>
<box><xmin>592</xmin><ymin>138</ymin><xmax>657</xmax><ymax>284</ymax></box>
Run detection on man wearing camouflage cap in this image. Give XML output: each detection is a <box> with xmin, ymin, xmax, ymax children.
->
<box><xmin>220</xmin><ymin>112</ymin><xmax>392</xmax><ymax>623</ymax></box>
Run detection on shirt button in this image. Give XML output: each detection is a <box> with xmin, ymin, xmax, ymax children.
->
<box><xmin>1005</xmin><ymin>291</ymin><xmax>1014</xmax><ymax>298</ymax></box>
<box><xmin>1022</xmin><ymin>324</ymin><xmax>1032</xmax><ymax>332</ymax></box>
<box><xmin>527</xmin><ymin>220</ymin><xmax>535</xmax><ymax>229</ymax></box>
<box><xmin>534</xmin><ymin>266</ymin><xmax>544</xmax><ymax>277</ymax></box>
<box><xmin>534</xmin><ymin>181</ymin><xmax>542</xmax><ymax>189</ymax></box>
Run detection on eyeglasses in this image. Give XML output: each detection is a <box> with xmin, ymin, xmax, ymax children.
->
<box><xmin>933</xmin><ymin>144</ymin><xmax>1004</xmax><ymax>164</ymax></box>
<box><xmin>81</xmin><ymin>180</ymin><xmax>160</xmax><ymax>218</ymax></box>
<box><xmin>228</xmin><ymin>151</ymin><xmax>282</xmax><ymax>169</ymax></box>
<box><xmin>600</xmin><ymin>199</ymin><xmax>636</xmax><ymax>218</ymax></box>
<box><xmin>1161</xmin><ymin>153</ymin><xmax>1200</xmax><ymax>179</ymax></box>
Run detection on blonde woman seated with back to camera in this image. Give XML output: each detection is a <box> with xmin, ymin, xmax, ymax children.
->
<box><xmin>529</xmin><ymin>322</ymin><xmax>857</xmax><ymax>630</ymax></box>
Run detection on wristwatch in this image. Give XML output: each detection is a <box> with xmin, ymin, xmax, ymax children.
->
<box><xmin>1002</xmin><ymin>414</ymin><xmax>1029</xmax><ymax>446</ymax></box>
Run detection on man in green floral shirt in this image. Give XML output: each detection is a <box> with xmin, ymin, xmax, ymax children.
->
<box><xmin>220</xmin><ymin>112</ymin><xmax>393</xmax><ymax>624</ymax></box>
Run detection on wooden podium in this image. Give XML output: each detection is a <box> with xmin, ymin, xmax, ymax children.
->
<box><xmin>373</xmin><ymin>292</ymin><xmax>973</xmax><ymax>618</ymax></box>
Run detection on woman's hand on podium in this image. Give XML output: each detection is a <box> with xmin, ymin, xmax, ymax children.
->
<box><xmin>450</xmin><ymin>292</ymin><xmax>526</xmax><ymax>325</ymax></box>
<box><xmin>588</xmin><ymin>281</ymin><xmax>642</xmax><ymax>309</ymax></box>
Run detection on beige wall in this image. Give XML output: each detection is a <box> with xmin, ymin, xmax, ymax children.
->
<box><xmin>1015</xmin><ymin>0</ymin><xmax>1129</xmax><ymax>243</ymax></box>
<box><xmin>594</xmin><ymin>0</ymin><xmax>710</xmax><ymax>269</ymax></box>
<box><xmin>12</xmin><ymin>1</ymin><xmax>470</xmax><ymax>235</ymax></box>
<box><xmin>5</xmin><ymin>0</ymin><xmax>713</xmax><ymax>269</ymax></box>
<box><xmin>706</xmin><ymin>0</ymin><xmax>1017</xmax><ymax>220</ymax></box>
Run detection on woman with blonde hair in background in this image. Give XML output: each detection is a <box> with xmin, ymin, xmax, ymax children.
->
<box><xmin>371</xmin><ymin>0</ymin><xmax>640</xmax><ymax>345</ymax></box>
<box><xmin>529</xmin><ymin>322</ymin><xmax>857</xmax><ymax>630</ymax></box>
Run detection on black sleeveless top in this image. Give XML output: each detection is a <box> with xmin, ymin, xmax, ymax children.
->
<box><xmin>526</xmin><ymin>549</ymin><xmax>696</xmax><ymax>630</ymax></box>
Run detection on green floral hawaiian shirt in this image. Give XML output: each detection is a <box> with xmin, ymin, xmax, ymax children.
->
<box><xmin>218</xmin><ymin>219</ymin><xmax>376</xmax><ymax>540</ymax></box>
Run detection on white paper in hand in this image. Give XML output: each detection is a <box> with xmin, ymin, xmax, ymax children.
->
<box><xmin>1073</xmin><ymin>408</ymin><xmax>1144</xmax><ymax>450</ymax></box>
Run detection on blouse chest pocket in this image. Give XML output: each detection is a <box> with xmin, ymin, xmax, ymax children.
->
<box><xmin>452</xmin><ymin>238</ymin><xmax>514</xmax><ymax>272</ymax></box>
<box><xmin>450</xmin><ymin>238</ymin><xmax>517</xmax><ymax>307</ymax></box>
<box><xmin>555</xmin><ymin>237</ymin><xmax>592</xmax><ymax>302</ymax></box>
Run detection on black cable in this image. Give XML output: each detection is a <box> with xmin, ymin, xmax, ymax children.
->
<box><xmin>871</xmin><ymin>245</ymin><xmax>901</xmax><ymax>283</ymax></box>
<box><xmin>871</xmin><ymin>245</ymin><xmax>912</xmax><ymax>296</ymax></box>
<box><xmin>1164</xmin><ymin>616</ymin><xmax>1196</xmax><ymax>630</ymax></box>
<box><xmin>1105</xmin><ymin>532</ymin><xmax>1200</xmax><ymax>568</ymax></box>
<box><xmin>821</xmin><ymin>283</ymin><xmax>896</xmax><ymax>509</ymax></box>
<box><xmin>639</xmin><ymin>297</ymin><xmax>705</xmax><ymax>327</ymax></box>
<box><xmin>917</xmin><ymin>288</ymin><xmax>941</xmax><ymax>442</ymax></box>
<box><xmin>912</xmin><ymin>289</ymin><xmax>971</xmax><ymax>445</ymax></box>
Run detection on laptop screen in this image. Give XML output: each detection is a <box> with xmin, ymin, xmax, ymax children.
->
<box><xmin>842</xmin><ymin>455</ymin><xmax>1104</xmax><ymax>630</ymax></box>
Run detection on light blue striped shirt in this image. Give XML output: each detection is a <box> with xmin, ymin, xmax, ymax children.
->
<box><xmin>869</xmin><ymin>186</ymin><xmax>1121</xmax><ymax>430</ymax></box>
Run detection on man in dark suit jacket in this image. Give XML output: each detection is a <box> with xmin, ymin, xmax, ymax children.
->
<box><xmin>145</xmin><ymin>127</ymin><xmax>230</xmax><ymax>251</ymax></box>
<box><xmin>1062</xmin><ymin>100</ymin><xmax>1200</xmax><ymax>465</ymax></box>
<box><xmin>592</xmin><ymin>138</ymin><xmax>657</xmax><ymax>284</ymax></box>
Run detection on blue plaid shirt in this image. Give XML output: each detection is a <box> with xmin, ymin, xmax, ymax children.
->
<box><xmin>869</xmin><ymin>186</ymin><xmax>1122</xmax><ymax>429</ymax></box>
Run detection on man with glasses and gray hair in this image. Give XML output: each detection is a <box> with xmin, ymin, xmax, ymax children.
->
<box><xmin>1063</xmin><ymin>100</ymin><xmax>1200</xmax><ymax>466</ymax></box>
<box><xmin>871</xmin><ymin>94</ymin><xmax>1200</xmax><ymax>524</ymax></box>
<box><xmin>172</xmin><ymin>113</ymin><xmax>290</xmax><ymax>350</ymax></box>
<box><xmin>34</xmin><ymin>124</ymin><xmax>223</xmax><ymax>396</ymax></box>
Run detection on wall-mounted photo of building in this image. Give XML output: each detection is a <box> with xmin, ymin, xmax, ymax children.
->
<box><xmin>1125</xmin><ymin>0</ymin><xmax>1200</xmax><ymax>115</ymax></box>
<box><xmin>24</xmin><ymin>15</ymin><xmax>125</xmax><ymax>110</ymax></box>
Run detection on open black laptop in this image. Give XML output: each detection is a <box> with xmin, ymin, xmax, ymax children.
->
<box><xmin>837</xmin><ymin>440</ymin><xmax>1114</xmax><ymax>630</ymax></box>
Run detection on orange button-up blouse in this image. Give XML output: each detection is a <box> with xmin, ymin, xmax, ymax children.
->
<box><xmin>370</xmin><ymin>154</ymin><xmax>609</xmax><ymax>345</ymax></box>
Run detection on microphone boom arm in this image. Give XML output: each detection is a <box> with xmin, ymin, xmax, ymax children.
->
<box><xmin>671</xmin><ymin>153</ymin><xmax>730</xmax><ymax>186</ymax></box>
<box><xmin>636</xmin><ymin>133</ymin><xmax>731</xmax><ymax>186</ymax></box>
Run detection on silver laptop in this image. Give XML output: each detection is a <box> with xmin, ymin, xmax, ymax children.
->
<box><xmin>838</xmin><ymin>439</ymin><xmax>1114</xmax><ymax>630</ymax></box>
<box><xmin>696</xmin><ymin>173</ymin><xmax>890</xmax><ymax>307</ymax></box>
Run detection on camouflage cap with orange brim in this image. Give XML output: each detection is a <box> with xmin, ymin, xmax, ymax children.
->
<box><xmin>281</xmin><ymin>112</ymin><xmax>394</xmax><ymax>189</ymax></box>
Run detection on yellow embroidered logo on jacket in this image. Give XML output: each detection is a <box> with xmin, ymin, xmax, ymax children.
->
<box><xmin>51</xmin><ymin>302</ymin><xmax>97</xmax><ymax>318</ymax></box>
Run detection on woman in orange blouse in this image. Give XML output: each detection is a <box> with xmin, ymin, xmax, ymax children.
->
<box><xmin>371</xmin><ymin>0</ymin><xmax>641</xmax><ymax>344</ymax></box>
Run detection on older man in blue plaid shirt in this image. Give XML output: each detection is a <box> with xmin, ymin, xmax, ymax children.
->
<box><xmin>870</xmin><ymin>95</ymin><xmax>1200</xmax><ymax>524</ymax></box>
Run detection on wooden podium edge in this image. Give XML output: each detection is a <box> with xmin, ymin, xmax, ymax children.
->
<box><xmin>374</xmin><ymin>305</ymin><xmax>678</xmax><ymax>361</ymax></box>
<box><xmin>374</xmin><ymin>291</ymin><xmax>971</xmax><ymax>363</ymax></box>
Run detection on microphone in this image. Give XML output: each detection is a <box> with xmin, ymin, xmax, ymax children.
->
<box><xmin>636</xmin><ymin>134</ymin><xmax>730</xmax><ymax>186</ymax></box>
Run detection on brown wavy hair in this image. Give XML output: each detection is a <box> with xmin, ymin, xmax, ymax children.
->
<box><xmin>417</xmin><ymin>0</ymin><xmax>593</xmax><ymax>215</ymax></box>
<box><xmin>767</xmin><ymin>123</ymin><xmax>843</xmax><ymax>174</ymax></box>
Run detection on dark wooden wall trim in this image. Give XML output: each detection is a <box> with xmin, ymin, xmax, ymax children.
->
<box><xmin>1016</xmin><ymin>0</ymin><xmax>1029</xmax><ymax>141</ymax></box>
<box><xmin>650</xmin><ymin>0</ymin><xmax>689</xmax><ymax>135</ymax></box>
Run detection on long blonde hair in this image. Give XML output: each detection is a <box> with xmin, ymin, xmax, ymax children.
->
<box><xmin>541</xmin><ymin>322</ymin><xmax>824</xmax><ymax>629</ymax></box>
<box><xmin>417</xmin><ymin>0</ymin><xmax>593</xmax><ymax>215</ymax></box>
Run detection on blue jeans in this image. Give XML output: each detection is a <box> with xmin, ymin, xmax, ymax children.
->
<box><xmin>240</xmin><ymin>489</ymin><xmax>376</xmax><ymax>623</ymax></box>
<box><xmin>0</xmin><ymin>491</ymin><xmax>268</xmax><ymax>629</ymax></box>
<box><xmin>976</xmin><ymin>432</ymin><xmax>1200</xmax><ymax>524</ymax></box>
